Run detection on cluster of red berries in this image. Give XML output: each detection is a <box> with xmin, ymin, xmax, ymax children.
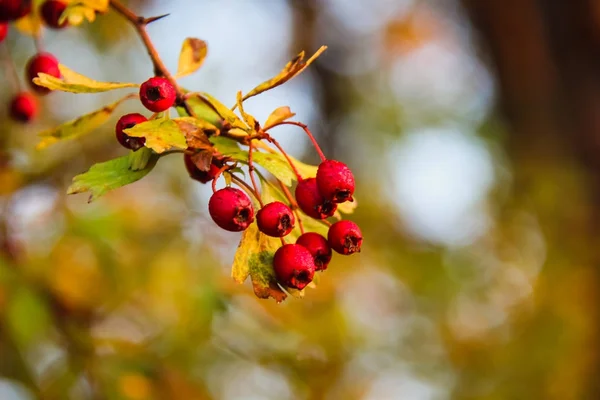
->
<box><xmin>186</xmin><ymin>153</ymin><xmax>363</xmax><ymax>291</ymax></box>
<box><xmin>2</xmin><ymin>0</ymin><xmax>71</xmax><ymax>123</ymax></box>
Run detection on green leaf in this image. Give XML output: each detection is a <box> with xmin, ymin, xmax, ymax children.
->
<box><xmin>252</xmin><ymin>152</ymin><xmax>297</xmax><ymax>186</ymax></box>
<box><xmin>37</xmin><ymin>95</ymin><xmax>133</xmax><ymax>150</ymax></box>
<box><xmin>33</xmin><ymin>64</ymin><xmax>139</xmax><ymax>93</ymax></box>
<box><xmin>263</xmin><ymin>106</ymin><xmax>296</xmax><ymax>130</ymax></box>
<box><xmin>236</xmin><ymin>91</ymin><xmax>257</xmax><ymax>130</ymax></box>
<box><xmin>67</xmin><ymin>152</ymin><xmax>158</xmax><ymax>202</ymax></box>
<box><xmin>176</xmin><ymin>38</ymin><xmax>208</xmax><ymax>78</ymax></box>
<box><xmin>231</xmin><ymin>222</ymin><xmax>287</xmax><ymax>302</ymax></box>
<box><xmin>123</xmin><ymin>118</ymin><xmax>188</xmax><ymax>153</ymax></box>
<box><xmin>176</xmin><ymin>93</ymin><xmax>222</xmax><ymax>127</ymax></box>
<box><xmin>239</xmin><ymin>46</ymin><xmax>327</xmax><ymax>104</ymax></box>
<box><xmin>210</xmin><ymin>136</ymin><xmax>241</xmax><ymax>155</ymax></box>
<box><xmin>199</xmin><ymin>92</ymin><xmax>248</xmax><ymax>131</ymax></box>
<box><xmin>129</xmin><ymin>147</ymin><xmax>154</xmax><ymax>171</ymax></box>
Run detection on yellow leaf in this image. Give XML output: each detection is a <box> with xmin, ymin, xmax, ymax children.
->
<box><xmin>33</xmin><ymin>64</ymin><xmax>139</xmax><ymax>93</ymax></box>
<box><xmin>236</xmin><ymin>91</ymin><xmax>257</xmax><ymax>130</ymax></box>
<box><xmin>37</xmin><ymin>95</ymin><xmax>133</xmax><ymax>150</ymax></box>
<box><xmin>199</xmin><ymin>92</ymin><xmax>248</xmax><ymax>131</ymax></box>
<box><xmin>239</xmin><ymin>46</ymin><xmax>327</xmax><ymax>104</ymax></box>
<box><xmin>59</xmin><ymin>0</ymin><xmax>109</xmax><ymax>26</ymax></box>
<box><xmin>263</xmin><ymin>106</ymin><xmax>296</xmax><ymax>130</ymax></box>
<box><xmin>123</xmin><ymin>119</ymin><xmax>188</xmax><ymax>154</ymax></box>
<box><xmin>176</xmin><ymin>38</ymin><xmax>208</xmax><ymax>78</ymax></box>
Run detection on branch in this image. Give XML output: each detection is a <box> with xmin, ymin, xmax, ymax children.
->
<box><xmin>109</xmin><ymin>0</ymin><xmax>194</xmax><ymax>117</ymax></box>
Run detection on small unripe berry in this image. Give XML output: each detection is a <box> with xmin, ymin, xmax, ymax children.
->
<box><xmin>296</xmin><ymin>232</ymin><xmax>332</xmax><ymax>271</ymax></box>
<box><xmin>26</xmin><ymin>52</ymin><xmax>60</xmax><ymax>95</ymax></box>
<box><xmin>295</xmin><ymin>178</ymin><xmax>337</xmax><ymax>220</ymax></box>
<box><xmin>184</xmin><ymin>154</ymin><xmax>221</xmax><ymax>184</ymax></box>
<box><xmin>115</xmin><ymin>113</ymin><xmax>147</xmax><ymax>151</ymax></box>
<box><xmin>0</xmin><ymin>0</ymin><xmax>32</xmax><ymax>21</ymax></box>
<box><xmin>0</xmin><ymin>23</ymin><xmax>8</xmax><ymax>42</ymax></box>
<box><xmin>256</xmin><ymin>202</ymin><xmax>295</xmax><ymax>237</ymax></box>
<box><xmin>208</xmin><ymin>187</ymin><xmax>254</xmax><ymax>232</ymax></box>
<box><xmin>40</xmin><ymin>0</ymin><xmax>68</xmax><ymax>29</ymax></box>
<box><xmin>9</xmin><ymin>92</ymin><xmax>37</xmax><ymax>123</ymax></box>
<box><xmin>139</xmin><ymin>77</ymin><xmax>176</xmax><ymax>112</ymax></box>
<box><xmin>316</xmin><ymin>159</ymin><xmax>355</xmax><ymax>203</ymax></box>
<box><xmin>273</xmin><ymin>244</ymin><xmax>315</xmax><ymax>290</ymax></box>
<box><xmin>328</xmin><ymin>220</ymin><xmax>363</xmax><ymax>255</ymax></box>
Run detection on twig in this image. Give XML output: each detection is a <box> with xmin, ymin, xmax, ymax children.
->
<box><xmin>267</xmin><ymin>121</ymin><xmax>327</xmax><ymax>162</ymax></box>
<box><xmin>248</xmin><ymin>140</ymin><xmax>264</xmax><ymax>207</ymax></box>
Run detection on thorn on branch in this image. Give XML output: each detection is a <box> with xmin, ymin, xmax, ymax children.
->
<box><xmin>144</xmin><ymin>14</ymin><xmax>170</xmax><ymax>24</ymax></box>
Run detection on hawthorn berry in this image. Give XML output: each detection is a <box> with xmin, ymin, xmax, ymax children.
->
<box><xmin>328</xmin><ymin>220</ymin><xmax>363</xmax><ymax>255</ymax></box>
<box><xmin>184</xmin><ymin>154</ymin><xmax>221</xmax><ymax>184</ymax></box>
<box><xmin>295</xmin><ymin>178</ymin><xmax>337</xmax><ymax>220</ymax></box>
<box><xmin>139</xmin><ymin>77</ymin><xmax>176</xmax><ymax>112</ymax></box>
<box><xmin>296</xmin><ymin>232</ymin><xmax>332</xmax><ymax>271</ymax></box>
<box><xmin>273</xmin><ymin>244</ymin><xmax>315</xmax><ymax>290</ymax></box>
<box><xmin>9</xmin><ymin>92</ymin><xmax>37</xmax><ymax>123</ymax></box>
<box><xmin>0</xmin><ymin>0</ymin><xmax>31</xmax><ymax>21</ymax></box>
<box><xmin>0</xmin><ymin>23</ymin><xmax>8</xmax><ymax>42</ymax></box>
<box><xmin>256</xmin><ymin>201</ymin><xmax>295</xmax><ymax>237</ymax></box>
<box><xmin>40</xmin><ymin>0</ymin><xmax>68</xmax><ymax>29</ymax></box>
<box><xmin>208</xmin><ymin>187</ymin><xmax>254</xmax><ymax>232</ymax></box>
<box><xmin>26</xmin><ymin>52</ymin><xmax>60</xmax><ymax>95</ymax></box>
<box><xmin>316</xmin><ymin>159</ymin><xmax>355</xmax><ymax>203</ymax></box>
<box><xmin>115</xmin><ymin>113</ymin><xmax>147</xmax><ymax>151</ymax></box>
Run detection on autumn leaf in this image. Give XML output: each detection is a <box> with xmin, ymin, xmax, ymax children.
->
<box><xmin>176</xmin><ymin>38</ymin><xmax>208</xmax><ymax>78</ymax></box>
<box><xmin>199</xmin><ymin>92</ymin><xmax>248</xmax><ymax>131</ymax></box>
<box><xmin>67</xmin><ymin>151</ymin><xmax>158</xmax><ymax>202</ymax></box>
<box><xmin>33</xmin><ymin>64</ymin><xmax>139</xmax><ymax>93</ymax></box>
<box><xmin>263</xmin><ymin>106</ymin><xmax>296</xmax><ymax>130</ymax></box>
<box><xmin>36</xmin><ymin>95</ymin><xmax>134</xmax><ymax>150</ymax></box>
<box><xmin>123</xmin><ymin>119</ymin><xmax>188</xmax><ymax>154</ymax></box>
<box><xmin>238</xmin><ymin>46</ymin><xmax>327</xmax><ymax>104</ymax></box>
<box><xmin>236</xmin><ymin>91</ymin><xmax>257</xmax><ymax>130</ymax></box>
<box><xmin>59</xmin><ymin>0</ymin><xmax>109</xmax><ymax>26</ymax></box>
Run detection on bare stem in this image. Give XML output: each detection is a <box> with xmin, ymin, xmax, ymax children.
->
<box><xmin>109</xmin><ymin>0</ymin><xmax>195</xmax><ymax>117</ymax></box>
<box><xmin>265</xmin><ymin>135</ymin><xmax>304</xmax><ymax>181</ymax></box>
<box><xmin>267</xmin><ymin>121</ymin><xmax>327</xmax><ymax>162</ymax></box>
<box><xmin>248</xmin><ymin>140</ymin><xmax>264</xmax><ymax>207</ymax></box>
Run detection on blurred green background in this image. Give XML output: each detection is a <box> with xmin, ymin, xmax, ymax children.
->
<box><xmin>2</xmin><ymin>0</ymin><xmax>600</xmax><ymax>399</ymax></box>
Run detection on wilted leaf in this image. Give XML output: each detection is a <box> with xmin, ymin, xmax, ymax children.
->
<box><xmin>37</xmin><ymin>96</ymin><xmax>133</xmax><ymax>150</ymax></box>
<box><xmin>240</xmin><ymin>46</ymin><xmax>327</xmax><ymax>103</ymax></box>
<box><xmin>67</xmin><ymin>152</ymin><xmax>158</xmax><ymax>202</ymax></box>
<box><xmin>263</xmin><ymin>106</ymin><xmax>296</xmax><ymax>130</ymax></box>
<box><xmin>173</xmin><ymin>116</ymin><xmax>217</xmax><ymax>150</ymax></box>
<box><xmin>231</xmin><ymin>222</ymin><xmax>287</xmax><ymax>302</ymax></box>
<box><xmin>236</xmin><ymin>91</ymin><xmax>257</xmax><ymax>130</ymax></box>
<box><xmin>123</xmin><ymin>119</ymin><xmax>188</xmax><ymax>153</ymax></box>
<box><xmin>33</xmin><ymin>64</ymin><xmax>139</xmax><ymax>93</ymax></box>
<box><xmin>199</xmin><ymin>93</ymin><xmax>248</xmax><ymax>131</ymax></box>
<box><xmin>176</xmin><ymin>38</ymin><xmax>208</xmax><ymax>78</ymax></box>
<box><xmin>189</xmin><ymin>150</ymin><xmax>214</xmax><ymax>172</ymax></box>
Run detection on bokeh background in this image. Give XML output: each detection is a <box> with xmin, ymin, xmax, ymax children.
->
<box><xmin>1</xmin><ymin>0</ymin><xmax>600</xmax><ymax>398</ymax></box>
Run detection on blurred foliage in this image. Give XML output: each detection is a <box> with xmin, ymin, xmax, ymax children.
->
<box><xmin>1</xmin><ymin>0</ymin><xmax>600</xmax><ymax>399</ymax></box>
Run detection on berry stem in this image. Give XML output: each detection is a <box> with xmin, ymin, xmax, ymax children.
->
<box><xmin>247</xmin><ymin>140</ymin><xmax>264</xmax><ymax>207</ymax></box>
<box><xmin>264</xmin><ymin>135</ymin><xmax>303</xmax><ymax>182</ymax></box>
<box><xmin>0</xmin><ymin>43</ymin><xmax>22</xmax><ymax>93</ymax></box>
<box><xmin>109</xmin><ymin>0</ymin><xmax>195</xmax><ymax>118</ymax></box>
<box><xmin>268</xmin><ymin>121</ymin><xmax>327</xmax><ymax>162</ymax></box>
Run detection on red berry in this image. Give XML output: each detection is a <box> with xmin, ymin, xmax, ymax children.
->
<box><xmin>295</xmin><ymin>178</ymin><xmax>337</xmax><ymax>220</ymax></box>
<box><xmin>40</xmin><ymin>0</ymin><xmax>68</xmax><ymax>29</ymax></box>
<box><xmin>256</xmin><ymin>202</ymin><xmax>295</xmax><ymax>237</ymax></box>
<box><xmin>9</xmin><ymin>92</ymin><xmax>37</xmax><ymax>123</ymax></box>
<box><xmin>273</xmin><ymin>244</ymin><xmax>315</xmax><ymax>290</ymax></box>
<box><xmin>115</xmin><ymin>113</ymin><xmax>147</xmax><ymax>151</ymax></box>
<box><xmin>316</xmin><ymin>159</ymin><xmax>355</xmax><ymax>203</ymax></box>
<box><xmin>0</xmin><ymin>0</ymin><xmax>31</xmax><ymax>21</ymax></box>
<box><xmin>184</xmin><ymin>154</ymin><xmax>221</xmax><ymax>184</ymax></box>
<box><xmin>208</xmin><ymin>187</ymin><xmax>254</xmax><ymax>232</ymax></box>
<box><xmin>26</xmin><ymin>52</ymin><xmax>60</xmax><ymax>95</ymax></box>
<box><xmin>0</xmin><ymin>23</ymin><xmax>8</xmax><ymax>42</ymax></box>
<box><xmin>296</xmin><ymin>232</ymin><xmax>332</xmax><ymax>271</ymax></box>
<box><xmin>139</xmin><ymin>77</ymin><xmax>176</xmax><ymax>112</ymax></box>
<box><xmin>328</xmin><ymin>220</ymin><xmax>363</xmax><ymax>255</ymax></box>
